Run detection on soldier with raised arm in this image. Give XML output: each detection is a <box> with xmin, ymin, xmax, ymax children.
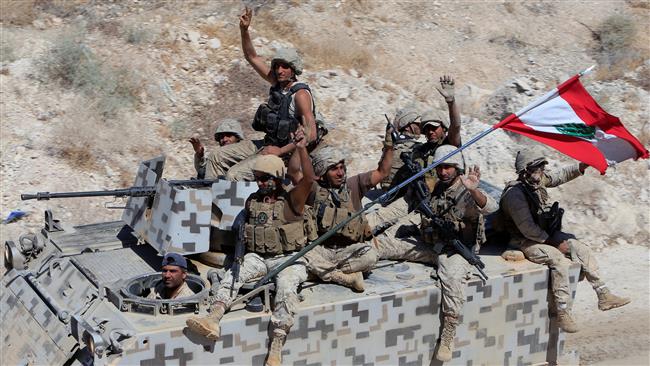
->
<box><xmin>189</xmin><ymin>118</ymin><xmax>260</xmax><ymax>179</ymax></box>
<box><xmin>226</xmin><ymin>7</ymin><xmax>323</xmax><ymax>181</ymax></box>
<box><xmin>500</xmin><ymin>148</ymin><xmax>630</xmax><ymax>333</ymax></box>
<box><xmin>186</xmin><ymin>128</ymin><xmax>316</xmax><ymax>366</ymax></box>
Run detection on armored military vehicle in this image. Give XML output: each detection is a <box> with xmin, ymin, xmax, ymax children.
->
<box><xmin>2</xmin><ymin>156</ymin><xmax>579</xmax><ymax>365</ymax></box>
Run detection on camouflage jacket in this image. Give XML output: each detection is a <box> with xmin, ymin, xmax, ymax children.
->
<box><xmin>500</xmin><ymin>164</ymin><xmax>583</xmax><ymax>247</ymax></box>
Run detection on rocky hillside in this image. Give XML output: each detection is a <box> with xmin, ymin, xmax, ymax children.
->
<box><xmin>1</xmin><ymin>1</ymin><xmax>649</xmax><ymax>361</ymax></box>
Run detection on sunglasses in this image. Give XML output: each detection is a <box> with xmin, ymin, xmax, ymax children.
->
<box><xmin>255</xmin><ymin>174</ymin><xmax>275</xmax><ymax>182</ymax></box>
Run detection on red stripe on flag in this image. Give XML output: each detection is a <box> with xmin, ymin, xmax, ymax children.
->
<box><xmin>560</xmin><ymin>78</ymin><xmax>649</xmax><ymax>159</ymax></box>
<box><xmin>500</xmin><ymin>116</ymin><xmax>609</xmax><ymax>174</ymax></box>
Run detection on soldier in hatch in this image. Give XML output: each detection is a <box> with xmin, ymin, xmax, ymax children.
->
<box><xmin>370</xmin><ymin>145</ymin><xmax>497</xmax><ymax>362</ymax></box>
<box><xmin>225</xmin><ymin>7</ymin><xmax>325</xmax><ymax>181</ymax></box>
<box><xmin>186</xmin><ymin>128</ymin><xmax>315</xmax><ymax>366</ymax></box>
<box><xmin>189</xmin><ymin>118</ymin><xmax>260</xmax><ymax>179</ymax></box>
<box><xmin>146</xmin><ymin>253</ymin><xmax>195</xmax><ymax>300</ymax></box>
<box><xmin>499</xmin><ymin>148</ymin><xmax>630</xmax><ymax>333</ymax></box>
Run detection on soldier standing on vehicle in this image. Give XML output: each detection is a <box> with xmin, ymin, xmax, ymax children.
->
<box><xmin>226</xmin><ymin>7</ymin><xmax>324</xmax><ymax>182</ymax></box>
<box><xmin>189</xmin><ymin>118</ymin><xmax>260</xmax><ymax>179</ymax></box>
<box><xmin>371</xmin><ymin>145</ymin><xmax>496</xmax><ymax>362</ymax></box>
<box><xmin>299</xmin><ymin>125</ymin><xmax>393</xmax><ymax>292</ymax></box>
<box><xmin>499</xmin><ymin>148</ymin><xmax>630</xmax><ymax>333</ymax></box>
<box><xmin>146</xmin><ymin>253</ymin><xmax>195</xmax><ymax>300</ymax></box>
<box><xmin>186</xmin><ymin>128</ymin><xmax>315</xmax><ymax>366</ymax></box>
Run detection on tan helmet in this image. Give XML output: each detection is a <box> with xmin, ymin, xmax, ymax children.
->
<box><xmin>515</xmin><ymin>148</ymin><xmax>548</xmax><ymax>174</ymax></box>
<box><xmin>253</xmin><ymin>155</ymin><xmax>286</xmax><ymax>179</ymax></box>
<box><xmin>271</xmin><ymin>47</ymin><xmax>303</xmax><ymax>75</ymax></box>
<box><xmin>214</xmin><ymin>119</ymin><xmax>244</xmax><ymax>140</ymax></box>
<box><xmin>393</xmin><ymin>106</ymin><xmax>420</xmax><ymax>131</ymax></box>
<box><xmin>432</xmin><ymin>145</ymin><xmax>464</xmax><ymax>167</ymax></box>
<box><xmin>420</xmin><ymin>109</ymin><xmax>449</xmax><ymax>130</ymax></box>
<box><xmin>312</xmin><ymin>146</ymin><xmax>345</xmax><ymax>177</ymax></box>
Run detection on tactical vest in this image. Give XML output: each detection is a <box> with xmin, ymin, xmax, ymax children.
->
<box><xmin>244</xmin><ymin>194</ymin><xmax>316</xmax><ymax>255</ymax></box>
<box><xmin>411</xmin><ymin>141</ymin><xmax>443</xmax><ymax>192</ymax></box>
<box><xmin>253</xmin><ymin>83</ymin><xmax>328</xmax><ymax>148</ymax></box>
<box><xmin>499</xmin><ymin>181</ymin><xmax>562</xmax><ymax>236</ymax></box>
<box><xmin>313</xmin><ymin>183</ymin><xmax>370</xmax><ymax>245</ymax></box>
<box><xmin>420</xmin><ymin>183</ymin><xmax>486</xmax><ymax>249</ymax></box>
<box><xmin>380</xmin><ymin>137</ymin><xmax>420</xmax><ymax>191</ymax></box>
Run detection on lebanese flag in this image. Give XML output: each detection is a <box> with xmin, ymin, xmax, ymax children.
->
<box><xmin>494</xmin><ymin>72</ymin><xmax>648</xmax><ymax>174</ymax></box>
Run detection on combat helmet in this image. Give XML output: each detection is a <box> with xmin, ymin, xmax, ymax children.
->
<box><xmin>394</xmin><ymin>106</ymin><xmax>420</xmax><ymax>131</ymax></box>
<box><xmin>515</xmin><ymin>148</ymin><xmax>548</xmax><ymax>174</ymax></box>
<box><xmin>214</xmin><ymin>119</ymin><xmax>244</xmax><ymax>141</ymax></box>
<box><xmin>271</xmin><ymin>47</ymin><xmax>303</xmax><ymax>76</ymax></box>
<box><xmin>420</xmin><ymin>109</ymin><xmax>449</xmax><ymax>130</ymax></box>
<box><xmin>253</xmin><ymin>155</ymin><xmax>286</xmax><ymax>179</ymax></box>
<box><xmin>312</xmin><ymin>146</ymin><xmax>346</xmax><ymax>177</ymax></box>
<box><xmin>433</xmin><ymin>145</ymin><xmax>464</xmax><ymax>168</ymax></box>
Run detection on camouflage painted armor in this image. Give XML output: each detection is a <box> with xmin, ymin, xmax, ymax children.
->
<box><xmin>244</xmin><ymin>194</ymin><xmax>309</xmax><ymax>255</ymax></box>
<box><xmin>313</xmin><ymin>184</ymin><xmax>370</xmax><ymax>245</ymax></box>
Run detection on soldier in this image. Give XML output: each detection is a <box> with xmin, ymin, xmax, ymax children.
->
<box><xmin>499</xmin><ymin>148</ymin><xmax>630</xmax><ymax>333</ymax></box>
<box><xmin>371</xmin><ymin>145</ymin><xmax>497</xmax><ymax>361</ymax></box>
<box><xmin>146</xmin><ymin>253</ymin><xmax>195</xmax><ymax>300</ymax></box>
<box><xmin>301</xmin><ymin>126</ymin><xmax>393</xmax><ymax>292</ymax></box>
<box><xmin>225</xmin><ymin>7</ymin><xmax>323</xmax><ymax>181</ymax></box>
<box><xmin>189</xmin><ymin>118</ymin><xmax>259</xmax><ymax>179</ymax></box>
<box><xmin>412</xmin><ymin>75</ymin><xmax>462</xmax><ymax>192</ymax></box>
<box><xmin>186</xmin><ymin>128</ymin><xmax>315</xmax><ymax>366</ymax></box>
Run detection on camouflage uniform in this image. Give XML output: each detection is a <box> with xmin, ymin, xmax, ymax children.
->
<box><xmin>500</xmin><ymin>164</ymin><xmax>604</xmax><ymax>307</ymax></box>
<box><xmin>215</xmin><ymin>252</ymin><xmax>307</xmax><ymax>331</ymax></box>
<box><xmin>195</xmin><ymin>140</ymin><xmax>259</xmax><ymax>179</ymax></box>
<box><xmin>146</xmin><ymin>281</ymin><xmax>195</xmax><ymax>300</ymax></box>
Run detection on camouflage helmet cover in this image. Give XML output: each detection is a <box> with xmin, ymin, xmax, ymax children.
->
<box><xmin>312</xmin><ymin>146</ymin><xmax>346</xmax><ymax>177</ymax></box>
<box><xmin>393</xmin><ymin>106</ymin><xmax>420</xmax><ymax>131</ymax></box>
<box><xmin>214</xmin><ymin>118</ymin><xmax>244</xmax><ymax>140</ymax></box>
<box><xmin>515</xmin><ymin>148</ymin><xmax>548</xmax><ymax>174</ymax></box>
<box><xmin>271</xmin><ymin>47</ymin><xmax>303</xmax><ymax>75</ymax></box>
<box><xmin>432</xmin><ymin>145</ymin><xmax>464</xmax><ymax>167</ymax></box>
<box><xmin>253</xmin><ymin>155</ymin><xmax>286</xmax><ymax>179</ymax></box>
<box><xmin>420</xmin><ymin>109</ymin><xmax>449</xmax><ymax>130</ymax></box>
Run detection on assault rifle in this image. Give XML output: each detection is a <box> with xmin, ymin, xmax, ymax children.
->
<box><xmin>230</xmin><ymin>221</ymin><xmax>246</xmax><ymax>297</ymax></box>
<box><xmin>20</xmin><ymin>179</ymin><xmax>219</xmax><ymax>201</ymax></box>
<box><xmin>402</xmin><ymin>152</ymin><xmax>488</xmax><ymax>284</ymax></box>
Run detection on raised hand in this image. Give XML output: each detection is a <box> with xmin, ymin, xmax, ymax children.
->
<box><xmin>436</xmin><ymin>75</ymin><xmax>455</xmax><ymax>103</ymax></box>
<box><xmin>293</xmin><ymin>126</ymin><xmax>307</xmax><ymax>148</ymax></box>
<box><xmin>460</xmin><ymin>165</ymin><xmax>480</xmax><ymax>190</ymax></box>
<box><xmin>189</xmin><ymin>136</ymin><xmax>204</xmax><ymax>155</ymax></box>
<box><xmin>239</xmin><ymin>7</ymin><xmax>252</xmax><ymax>31</ymax></box>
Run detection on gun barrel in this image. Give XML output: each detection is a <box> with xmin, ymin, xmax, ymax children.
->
<box><xmin>20</xmin><ymin>188</ymin><xmax>152</xmax><ymax>201</ymax></box>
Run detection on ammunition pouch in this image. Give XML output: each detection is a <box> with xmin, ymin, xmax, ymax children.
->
<box><xmin>316</xmin><ymin>202</ymin><xmax>368</xmax><ymax>244</ymax></box>
<box><xmin>539</xmin><ymin>201</ymin><xmax>564</xmax><ymax>235</ymax></box>
<box><xmin>254</xmin><ymin>103</ymin><xmax>298</xmax><ymax>147</ymax></box>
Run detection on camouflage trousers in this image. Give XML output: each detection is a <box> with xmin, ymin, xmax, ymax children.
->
<box><xmin>199</xmin><ymin>140</ymin><xmax>258</xmax><ymax>179</ymax></box>
<box><xmin>370</xmin><ymin>212</ymin><xmax>471</xmax><ymax>318</ymax></box>
<box><xmin>304</xmin><ymin>242</ymin><xmax>379</xmax><ymax>281</ymax></box>
<box><xmin>365</xmin><ymin>197</ymin><xmax>410</xmax><ymax>234</ymax></box>
<box><xmin>215</xmin><ymin>252</ymin><xmax>308</xmax><ymax>332</ymax></box>
<box><xmin>520</xmin><ymin>239</ymin><xmax>604</xmax><ymax>308</ymax></box>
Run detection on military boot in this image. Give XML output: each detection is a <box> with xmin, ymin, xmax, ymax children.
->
<box><xmin>329</xmin><ymin>270</ymin><xmax>365</xmax><ymax>292</ymax></box>
<box><xmin>266</xmin><ymin>333</ymin><xmax>286</xmax><ymax>366</ymax></box>
<box><xmin>436</xmin><ymin>316</ymin><xmax>458</xmax><ymax>362</ymax></box>
<box><xmin>597</xmin><ymin>288</ymin><xmax>630</xmax><ymax>311</ymax></box>
<box><xmin>557</xmin><ymin>309</ymin><xmax>579</xmax><ymax>333</ymax></box>
<box><xmin>186</xmin><ymin>301</ymin><xmax>226</xmax><ymax>341</ymax></box>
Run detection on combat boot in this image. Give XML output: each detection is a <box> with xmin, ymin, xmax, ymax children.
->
<box><xmin>597</xmin><ymin>288</ymin><xmax>630</xmax><ymax>311</ymax></box>
<box><xmin>329</xmin><ymin>270</ymin><xmax>365</xmax><ymax>292</ymax></box>
<box><xmin>186</xmin><ymin>301</ymin><xmax>226</xmax><ymax>341</ymax></box>
<box><xmin>501</xmin><ymin>249</ymin><xmax>526</xmax><ymax>261</ymax></box>
<box><xmin>266</xmin><ymin>333</ymin><xmax>286</xmax><ymax>366</ymax></box>
<box><xmin>436</xmin><ymin>316</ymin><xmax>458</xmax><ymax>362</ymax></box>
<box><xmin>557</xmin><ymin>309</ymin><xmax>579</xmax><ymax>333</ymax></box>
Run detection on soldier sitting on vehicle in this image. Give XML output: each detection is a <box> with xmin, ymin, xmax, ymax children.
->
<box><xmin>186</xmin><ymin>127</ymin><xmax>315</xmax><ymax>366</ymax></box>
<box><xmin>146</xmin><ymin>253</ymin><xmax>195</xmax><ymax>300</ymax></box>
<box><xmin>189</xmin><ymin>118</ymin><xmax>260</xmax><ymax>179</ymax></box>
<box><xmin>499</xmin><ymin>148</ymin><xmax>630</xmax><ymax>333</ymax></box>
<box><xmin>295</xmin><ymin>125</ymin><xmax>393</xmax><ymax>292</ymax></box>
<box><xmin>225</xmin><ymin>7</ymin><xmax>326</xmax><ymax>182</ymax></box>
<box><xmin>371</xmin><ymin>145</ymin><xmax>497</xmax><ymax>362</ymax></box>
